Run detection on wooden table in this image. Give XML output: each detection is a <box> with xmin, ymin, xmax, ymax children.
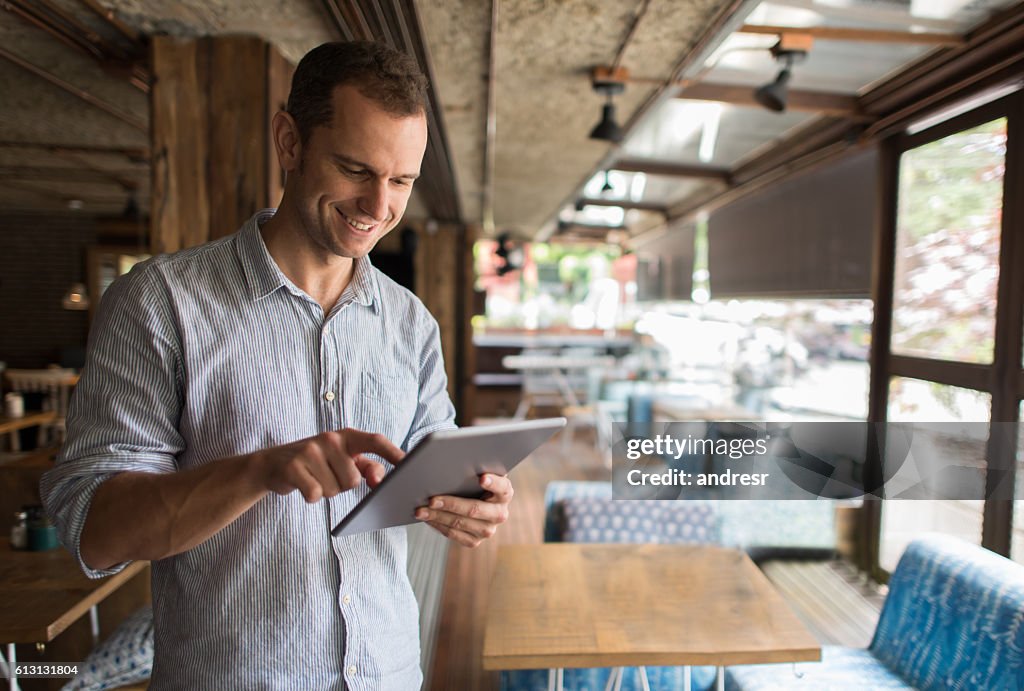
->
<box><xmin>0</xmin><ymin>538</ymin><xmax>148</xmax><ymax>690</ymax></box>
<box><xmin>483</xmin><ymin>543</ymin><xmax>820</xmax><ymax>690</ymax></box>
<box><xmin>502</xmin><ymin>355</ymin><xmax>616</xmax><ymax>418</ymax></box>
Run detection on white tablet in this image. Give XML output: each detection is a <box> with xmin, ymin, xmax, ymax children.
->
<box><xmin>331</xmin><ymin>417</ymin><xmax>566</xmax><ymax>537</ymax></box>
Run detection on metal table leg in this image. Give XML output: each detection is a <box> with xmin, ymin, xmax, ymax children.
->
<box><xmin>684</xmin><ymin>665</ymin><xmax>691</xmax><ymax>691</ymax></box>
<box><xmin>547</xmin><ymin>667</ymin><xmax>564</xmax><ymax>691</ymax></box>
<box><xmin>717</xmin><ymin>666</ymin><xmax>725</xmax><ymax>691</ymax></box>
<box><xmin>89</xmin><ymin>605</ymin><xmax>100</xmax><ymax>646</ymax></box>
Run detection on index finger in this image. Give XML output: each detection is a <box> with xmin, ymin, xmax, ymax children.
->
<box><xmin>338</xmin><ymin>428</ymin><xmax>406</xmax><ymax>465</ymax></box>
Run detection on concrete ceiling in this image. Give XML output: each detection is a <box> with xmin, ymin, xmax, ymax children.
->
<box><xmin>0</xmin><ymin>0</ymin><xmax>739</xmax><ymax>232</ymax></box>
<box><xmin>419</xmin><ymin>0</ymin><xmax>735</xmax><ymax>236</ymax></box>
<box><xmin>2</xmin><ymin>1</ymin><xmax>1015</xmax><ymax>236</ymax></box>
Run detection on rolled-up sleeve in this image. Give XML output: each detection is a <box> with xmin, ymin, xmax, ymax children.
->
<box><xmin>404</xmin><ymin>313</ymin><xmax>457</xmax><ymax>451</ymax></box>
<box><xmin>41</xmin><ymin>263</ymin><xmax>184</xmax><ymax>578</ymax></box>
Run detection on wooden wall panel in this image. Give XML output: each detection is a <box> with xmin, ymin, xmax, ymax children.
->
<box><xmin>208</xmin><ymin>37</ymin><xmax>269</xmax><ymax>240</ymax></box>
<box><xmin>150</xmin><ymin>36</ymin><xmax>209</xmax><ymax>254</ymax></box>
<box><xmin>151</xmin><ymin>36</ymin><xmax>292</xmax><ymax>251</ymax></box>
<box><xmin>414</xmin><ymin>222</ymin><xmax>466</xmax><ymax>407</ymax></box>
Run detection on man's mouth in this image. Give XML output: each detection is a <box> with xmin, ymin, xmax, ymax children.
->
<box><xmin>339</xmin><ymin>210</ymin><xmax>376</xmax><ymax>232</ymax></box>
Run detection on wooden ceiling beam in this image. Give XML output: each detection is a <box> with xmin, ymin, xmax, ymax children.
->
<box><xmin>0</xmin><ymin>47</ymin><xmax>147</xmax><ymax>131</ymax></box>
<box><xmin>78</xmin><ymin>0</ymin><xmax>143</xmax><ymax>44</ymax></box>
<box><xmin>611</xmin><ymin>158</ymin><xmax>731</xmax><ymax>181</ymax></box>
<box><xmin>577</xmin><ymin>197</ymin><xmax>668</xmax><ymax>215</ymax></box>
<box><xmin>738</xmin><ymin>24</ymin><xmax>964</xmax><ymax>46</ymax></box>
<box><xmin>0</xmin><ymin>166</ymin><xmax>140</xmax><ymax>188</ymax></box>
<box><xmin>676</xmin><ymin>81</ymin><xmax>866</xmax><ymax>118</ymax></box>
<box><xmin>0</xmin><ymin>141</ymin><xmax>150</xmax><ymax>161</ymax></box>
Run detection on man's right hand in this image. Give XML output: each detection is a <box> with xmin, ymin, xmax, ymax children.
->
<box><xmin>255</xmin><ymin>429</ymin><xmax>405</xmax><ymax>503</ymax></box>
<box><xmin>81</xmin><ymin>428</ymin><xmax>404</xmax><ymax>569</ymax></box>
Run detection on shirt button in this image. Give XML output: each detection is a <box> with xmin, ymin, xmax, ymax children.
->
<box><xmin>347</xmin><ymin>665</ymin><xmax>357</xmax><ymax>675</ymax></box>
<box><xmin>342</xmin><ymin>594</ymin><xmax>351</xmax><ymax>605</ymax></box>
<box><xmin>324</xmin><ymin>391</ymin><xmax>335</xmax><ymax>402</ymax></box>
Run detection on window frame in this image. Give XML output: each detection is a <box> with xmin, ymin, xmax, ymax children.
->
<box><xmin>865</xmin><ymin>89</ymin><xmax>1024</xmax><ymax>580</ymax></box>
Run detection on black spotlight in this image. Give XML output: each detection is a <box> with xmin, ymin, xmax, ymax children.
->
<box><xmin>754</xmin><ymin>67</ymin><xmax>792</xmax><ymax>112</ymax></box>
<box><xmin>589</xmin><ymin>71</ymin><xmax>626</xmax><ymax>143</ymax></box>
<box><xmin>754</xmin><ymin>47</ymin><xmax>806</xmax><ymax>113</ymax></box>
<box><xmin>589</xmin><ymin>97</ymin><xmax>623</xmax><ymax>142</ymax></box>
<box><xmin>601</xmin><ymin>170</ymin><xmax>614</xmax><ymax>194</ymax></box>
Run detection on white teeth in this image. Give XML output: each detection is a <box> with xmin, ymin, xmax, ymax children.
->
<box><xmin>341</xmin><ymin>212</ymin><xmax>373</xmax><ymax>231</ymax></box>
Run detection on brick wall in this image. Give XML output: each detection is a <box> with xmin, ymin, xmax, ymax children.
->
<box><xmin>0</xmin><ymin>213</ymin><xmax>97</xmax><ymax>369</ymax></box>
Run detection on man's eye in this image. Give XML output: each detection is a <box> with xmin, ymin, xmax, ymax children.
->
<box><xmin>342</xmin><ymin>167</ymin><xmax>368</xmax><ymax>178</ymax></box>
<box><xmin>392</xmin><ymin>178</ymin><xmax>413</xmax><ymax>187</ymax></box>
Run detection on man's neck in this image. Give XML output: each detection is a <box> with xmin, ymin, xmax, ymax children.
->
<box><xmin>259</xmin><ymin>208</ymin><xmax>355</xmax><ymax>313</ymax></box>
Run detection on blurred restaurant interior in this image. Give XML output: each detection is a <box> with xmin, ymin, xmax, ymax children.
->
<box><xmin>2</xmin><ymin>1</ymin><xmax>1024</xmax><ymax>690</ymax></box>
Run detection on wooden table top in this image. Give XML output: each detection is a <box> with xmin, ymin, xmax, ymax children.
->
<box><xmin>0</xmin><ymin>410</ymin><xmax>57</xmax><ymax>435</ymax></box>
<box><xmin>0</xmin><ymin>537</ymin><xmax>148</xmax><ymax>643</ymax></box>
<box><xmin>482</xmin><ymin>543</ymin><xmax>821</xmax><ymax>670</ymax></box>
<box><xmin>502</xmin><ymin>355</ymin><xmax>616</xmax><ymax>371</ymax></box>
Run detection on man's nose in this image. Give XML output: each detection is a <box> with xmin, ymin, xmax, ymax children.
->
<box><xmin>358</xmin><ymin>180</ymin><xmax>389</xmax><ymax>222</ymax></box>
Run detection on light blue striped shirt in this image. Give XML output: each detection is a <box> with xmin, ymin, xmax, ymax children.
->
<box><xmin>41</xmin><ymin>210</ymin><xmax>456</xmax><ymax>690</ymax></box>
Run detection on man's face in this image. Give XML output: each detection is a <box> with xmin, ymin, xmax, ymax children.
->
<box><xmin>290</xmin><ymin>84</ymin><xmax>427</xmax><ymax>259</ymax></box>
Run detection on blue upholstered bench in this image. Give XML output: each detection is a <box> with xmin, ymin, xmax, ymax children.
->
<box><xmin>542</xmin><ymin>481</ymin><xmax>837</xmax><ymax>557</ymax></box>
<box><xmin>725</xmin><ymin>535</ymin><xmax>1024</xmax><ymax>690</ymax></box>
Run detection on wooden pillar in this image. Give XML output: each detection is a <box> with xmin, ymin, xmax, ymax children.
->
<box><xmin>150</xmin><ymin>36</ymin><xmax>293</xmax><ymax>253</ymax></box>
<box><xmin>414</xmin><ymin>221</ymin><xmax>475</xmax><ymax>423</ymax></box>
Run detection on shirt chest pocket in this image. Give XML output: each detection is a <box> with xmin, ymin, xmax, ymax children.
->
<box><xmin>355</xmin><ymin>370</ymin><xmax>418</xmax><ymax>447</ymax></box>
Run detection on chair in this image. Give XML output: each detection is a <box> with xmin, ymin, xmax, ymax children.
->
<box><xmin>4</xmin><ymin>368</ymin><xmax>76</xmax><ymax>445</ymax></box>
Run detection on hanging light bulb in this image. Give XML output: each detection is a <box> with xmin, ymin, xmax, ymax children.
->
<box><xmin>61</xmin><ymin>283</ymin><xmax>90</xmax><ymax>311</ymax></box>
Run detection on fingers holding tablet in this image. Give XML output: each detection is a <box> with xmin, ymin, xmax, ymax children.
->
<box><xmin>417</xmin><ymin>473</ymin><xmax>513</xmax><ymax>548</ymax></box>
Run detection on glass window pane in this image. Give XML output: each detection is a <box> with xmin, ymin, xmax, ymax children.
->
<box><xmin>891</xmin><ymin>118</ymin><xmax>1006</xmax><ymax>364</ymax></box>
<box><xmin>879</xmin><ymin>377</ymin><xmax>990</xmax><ymax>571</ymax></box>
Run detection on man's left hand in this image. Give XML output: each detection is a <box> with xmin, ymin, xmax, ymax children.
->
<box><xmin>415</xmin><ymin>474</ymin><xmax>513</xmax><ymax>548</ymax></box>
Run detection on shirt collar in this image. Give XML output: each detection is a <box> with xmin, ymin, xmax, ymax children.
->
<box><xmin>236</xmin><ymin>209</ymin><xmax>380</xmax><ymax>313</ymax></box>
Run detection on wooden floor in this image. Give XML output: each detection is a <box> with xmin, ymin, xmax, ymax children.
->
<box><xmin>428</xmin><ymin>429</ymin><xmax>606</xmax><ymax>691</ymax></box>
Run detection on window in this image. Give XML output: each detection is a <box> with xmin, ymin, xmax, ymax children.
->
<box><xmin>891</xmin><ymin>119</ymin><xmax>1006</xmax><ymax>364</ymax></box>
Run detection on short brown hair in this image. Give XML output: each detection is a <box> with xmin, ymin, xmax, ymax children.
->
<box><xmin>286</xmin><ymin>41</ymin><xmax>428</xmax><ymax>144</ymax></box>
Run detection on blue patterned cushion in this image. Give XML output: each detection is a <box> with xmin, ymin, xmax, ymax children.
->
<box><xmin>661</xmin><ymin>502</ymin><xmax>719</xmax><ymax>544</ymax></box>
<box><xmin>502</xmin><ymin>665</ymin><xmax>717</xmax><ymax>691</ymax></box>
<box><xmin>62</xmin><ymin>606</ymin><xmax>153</xmax><ymax>691</ymax></box>
<box><xmin>724</xmin><ymin>646</ymin><xmax>913</xmax><ymax>690</ymax></box>
<box><xmin>555</xmin><ymin>496</ymin><xmax>719</xmax><ymax>545</ymax></box>
<box><xmin>543</xmin><ymin>482</ymin><xmax>613</xmax><ymax>542</ymax></box>
<box><xmin>559</xmin><ymin>497</ymin><xmax>664</xmax><ymax>543</ymax></box>
<box><xmin>870</xmin><ymin>535</ymin><xmax>1024</xmax><ymax>691</ymax></box>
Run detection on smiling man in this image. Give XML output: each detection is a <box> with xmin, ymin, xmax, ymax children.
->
<box><xmin>41</xmin><ymin>41</ymin><xmax>512</xmax><ymax>690</ymax></box>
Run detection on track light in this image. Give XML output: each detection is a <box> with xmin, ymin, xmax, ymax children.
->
<box><xmin>754</xmin><ymin>45</ymin><xmax>807</xmax><ymax>113</ymax></box>
<box><xmin>601</xmin><ymin>170</ymin><xmax>614</xmax><ymax>194</ymax></box>
<box><xmin>588</xmin><ymin>66</ymin><xmax>628</xmax><ymax>143</ymax></box>
<box><xmin>755</xmin><ymin>66</ymin><xmax>792</xmax><ymax>112</ymax></box>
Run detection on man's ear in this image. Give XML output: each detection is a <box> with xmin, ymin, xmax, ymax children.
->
<box><xmin>272</xmin><ymin>110</ymin><xmax>302</xmax><ymax>173</ymax></box>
